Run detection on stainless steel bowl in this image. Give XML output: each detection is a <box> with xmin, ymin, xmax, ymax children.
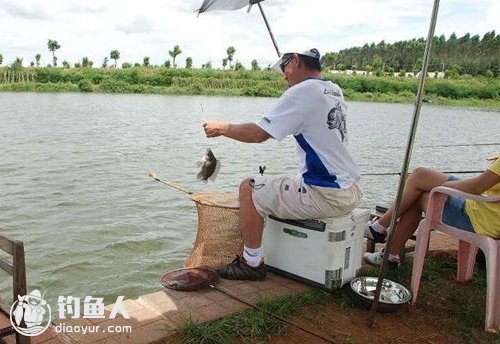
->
<box><xmin>350</xmin><ymin>276</ymin><xmax>412</xmax><ymax>313</ymax></box>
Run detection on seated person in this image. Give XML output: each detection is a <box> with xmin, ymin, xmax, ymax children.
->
<box><xmin>203</xmin><ymin>49</ymin><xmax>362</xmax><ymax>280</ymax></box>
<box><xmin>363</xmin><ymin>154</ymin><xmax>500</xmax><ymax>267</ymax></box>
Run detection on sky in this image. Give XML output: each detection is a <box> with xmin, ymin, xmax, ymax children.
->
<box><xmin>0</xmin><ymin>0</ymin><xmax>498</xmax><ymax>69</ymax></box>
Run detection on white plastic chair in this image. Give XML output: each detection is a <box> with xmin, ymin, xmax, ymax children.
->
<box><xmin>410</xmin><ymin>186</ymin><xmax>500</xmax><ymax>333</ymax></box>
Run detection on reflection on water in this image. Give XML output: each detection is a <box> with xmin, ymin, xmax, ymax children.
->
<box><xmin>0</xmin><ymin>92</ymin><xmax>498</xmax><ymax>305</ymax></box>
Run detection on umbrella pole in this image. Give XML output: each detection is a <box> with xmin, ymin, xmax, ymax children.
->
<box><xmin>256</xmin><ymin>2</ymin><xmax>281</xmax><ymax>57</ymax></box>
<box><xmin>367</xmin><ymin>0</ymin><xmax>440</xmax><ymax>327</ymax></box>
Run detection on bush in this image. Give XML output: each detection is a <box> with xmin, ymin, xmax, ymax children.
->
<box><xmin>99</xmin><ymin>78</ymin><xmax>131</xmax><ymax>93</ymax></box>
<box><xmin>78</xmin><ymin>79</ymin><xmax>94</xmax><ymax>92</ymax></box>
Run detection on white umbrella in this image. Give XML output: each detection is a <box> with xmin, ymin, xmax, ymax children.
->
<box><xmin>196</xmin><ymin>0</ymin><xmax>281</xmax><ymax>57</ymax></box>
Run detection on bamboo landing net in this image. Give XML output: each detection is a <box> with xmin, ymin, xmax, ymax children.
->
<box><xmin>184</xmin><ymin>192</ymin><xmax>243</xmax><ymax>268</ymax></box>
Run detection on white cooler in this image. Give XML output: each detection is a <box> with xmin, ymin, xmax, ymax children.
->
<box><xmin>262</xmin><ymin>208</ymin><xmax>370</xmax><ymax>290</ymax></box>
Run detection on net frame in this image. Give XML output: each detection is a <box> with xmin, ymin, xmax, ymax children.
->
<box><xmin>160</xmin><ymin>267</ymin><xmax>219</xmax><ymax>291</ymax></box>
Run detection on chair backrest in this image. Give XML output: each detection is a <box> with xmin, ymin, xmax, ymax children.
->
<box><xmin>0</xmin><ymin>233</ymin><xmax>28</xmax><ymax>343</ymax></box>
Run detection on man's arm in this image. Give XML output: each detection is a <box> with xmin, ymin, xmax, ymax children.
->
<box><xmin>442</xmin><ymin>169</ymin><xmax>500</xmax><ymax>195</ymax></box>
<box><xmin>203</xmin><ymin>121</ymin><xmax>271</xmax><ymax>143</ymax></box>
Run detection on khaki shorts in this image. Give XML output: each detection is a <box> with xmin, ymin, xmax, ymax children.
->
<box><xmin>250</xmin><ymin>175</ymin><xmax>362</xmax><ymax>220</ymax></box>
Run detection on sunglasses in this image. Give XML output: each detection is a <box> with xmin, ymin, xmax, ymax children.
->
<box><xmin>279</xmin><ymin>55</ymin><xmax>294</xmax><ymax>73</ymax></box>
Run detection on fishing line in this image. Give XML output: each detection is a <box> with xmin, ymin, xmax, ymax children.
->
<box><xmin>383</xmin><ymin>142</ymin><xmax>499</xmax><ymax>149</ymax></box>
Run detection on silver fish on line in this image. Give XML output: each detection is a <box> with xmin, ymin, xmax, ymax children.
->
<box><xmin>196</xmin><ymin>148</ymin><xmax>221</xmax><ymax>182</ymax></box>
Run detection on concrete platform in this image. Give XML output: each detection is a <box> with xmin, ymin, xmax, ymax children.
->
<box><xmin>1</xmin><ymin>231</ymin><xmax>460</xmax><ymax>344</ymax></box>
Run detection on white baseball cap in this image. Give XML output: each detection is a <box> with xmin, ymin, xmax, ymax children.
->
<box><xmin>272</xmin><ymin>48</ymin><xmax>321</xmax><ymax>75</ymax></box>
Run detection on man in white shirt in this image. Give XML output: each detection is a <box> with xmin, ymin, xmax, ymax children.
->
<box><xmin>203</xmin><ymin>48</ymin><xmax>362</xmax><ymax>280</ymax></box>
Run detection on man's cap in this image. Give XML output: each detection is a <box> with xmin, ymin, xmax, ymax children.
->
<box><xmin>272</xmin><ymin>48</ymin><xmax>321</xmax><ymax>75</ymax></box>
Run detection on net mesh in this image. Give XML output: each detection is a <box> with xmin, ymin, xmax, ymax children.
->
<box><xmin>184</xmin><ymin>192</ymin><xmax>243</xmax><ymax>268</ymax></box>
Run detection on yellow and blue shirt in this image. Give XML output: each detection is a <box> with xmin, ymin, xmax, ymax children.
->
<box><xmin>465</xmin><ymin>158</ymin><xmax>500</xmax><ymax>238</ymax></box>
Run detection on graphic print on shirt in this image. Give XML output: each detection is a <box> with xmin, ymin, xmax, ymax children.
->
<box><xmin>326</xmin><ymin>103</ymin><xmax>347</xmax><ymax>142</ymax></box>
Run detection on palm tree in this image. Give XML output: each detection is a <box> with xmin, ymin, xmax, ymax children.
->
<box><xmin>185</xmin><ymin>57</ymin><xmax>192</xmax><ymax>69</ymax></box>
<box><xmin>110</xmin><ymin>50</ymin><xmax>120</xmax><ymax>68</ymax></box>
<box><xmin>35</xmin><ymin>54</ymin><xmax>41</xmax><ymax>67</ymax></box>
<box><xmin>143</xmin><ymin>56</ymin><xmax>150</xmax><ymax>67</ymax></box>
<box><xmin>168</xmin><ymin>45</ymin><xmax>182</xmax><ymax>68</ymax></box>
<box><xmin>12</xmin><ymin>57</ymin><xmax>23</xmax><ymax>71</ymax></box>
<box><xmin>251</xmin><ymin>59</ymin><xmax>260</xmax><ymax>71</ymax></box>
<box><xmin>82</xmin><ymin>57</ymin><xmax>90</xmax><ymax>68</ymax></box>
<box><xmin>47</xmin><ymin>39</ymin><xmax>61</xmax><ymax>66</ymax></box>
<box><xmin>226</xmin><ymin>46</ymin><xmax>235</xmax><ymax>69</ymax></box>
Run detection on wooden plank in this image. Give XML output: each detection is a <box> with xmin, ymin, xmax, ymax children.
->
<box><xmin>0</xmin><ymin>259</ymin><xmax>13</xmax><ymax>275</ymax></box>
<box><xmin>0</xmin><ymin>235</ymin><xmax>14</xmax><ymax>255</ymax></box>
<box><xmin>13</xmin><ymin>242</ymin><xmax>27</xmax><ymax>302</ymax></box>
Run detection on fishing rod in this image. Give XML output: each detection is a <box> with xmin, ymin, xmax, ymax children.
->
<box><xmin>361</xmin><ymin>170</ymin><xmax>483</xmax><ymax>176</ymax></box>
<box><xmin>148</xmin><ymin>172</ymin><xmax>193</xmax><ymax>195</ymax></box>
<box><xmin>383</xmin><ymin>142</ymin><xmax>500</xmax><ymax>149</ymax></box>
<box><xmin>148</xmin><ymin>172</ymin><xmax>226</xmax><ymax>207</ymax></box>
<box><xmin>210</xmin><ymin>283</ymin><xmax>335</xmax><ymax>343</ymax></box>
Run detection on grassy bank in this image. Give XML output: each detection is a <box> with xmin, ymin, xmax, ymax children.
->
<box><xmin>172</xmin><ymin>256</ymin><xmax>498</xmax><ymax>344</ymax></box>
<box><xmin>0</xmin><ymin>67</ymin><xmax>499</xmax><ymax>108</ymax></box>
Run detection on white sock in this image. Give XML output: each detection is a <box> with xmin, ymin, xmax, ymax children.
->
<box><xmin>388</xmin><ymin>253</ymin><xmax>400</xmax><ymax>263</ymax></box>
<box><xmin>243</xmin><ymin>245</ymin><xmax>263</xmax><ymax>267</ymax></box>
<box><xmin>372</xmin><ymin>221</ymin><xmax>388</xmax><ymax>234</ymax></box>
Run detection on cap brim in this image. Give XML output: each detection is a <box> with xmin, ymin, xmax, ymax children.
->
<box><xmin>272</xmin><ymin>56</ymin><xmax>285</xmax><ymax>75</ymax></box>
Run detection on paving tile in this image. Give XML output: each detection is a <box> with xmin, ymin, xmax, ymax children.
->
<box><xmin>164</xmin><ymin>309</ymin><xmax>197</xmax><ymax>327</ymax></box>
<box><xmin>126</xmin><ymin>306</ymin><xmax>165</xmax><ymax>328</ymax></box>
<box><xmin>169</xmin><ymin>294</ymin><xmax>214</xmax><ymax>311</ymax></box>
<box><xmin>161</xmin><ymin>289</ymin><xmax>192</xmax><ymax>301</ymax></box>
<box><xmin>232</xmin><ymin>293</ymin><xmax>258</xmax><ymax>306</ymax></box>
<box><xmin>41</xmin><ymin>335</ymin><xmax>75</xmax><ymax>344</ymax></box>
<box><xmin>203</xmin><ymin>289</ymin><xmax>229</xmax><ymax>302</ymax></box>
<box><xmin>103</xmin><ymin>326</ymin><xmax>155</xmax><ymax>344</ymax></box>
<box><xmin>31</xmin><ymin>327</ymin><xmax>58</xmax><ymax>343</ymax></box>
<box><xmin>195</xmin><ymin>303</ymin><xmax>232</xmax><ymax>323</ymax></box>
<box><xmin>143</xmin><ymin>297</ymin><xmax>181</xmax><ymax>316</ymax></box>
<box><xmin>139</xmin><ymin>291</ymin><xmax>173</xmax><ymax>306</ymax></box>
<box><xmin>134</xmin><ymin>319</ymin><xmax>175</xmax><ymax>342</ymax></box>
<box><xmin>251</xmin><ymin>279</ymin><xmax>281</xmax><ymax>291</ymax></box>
<box><xmin>286</xmin><ymin>282</ymin><xmax>312</xmax><ymax>293</ymax></box>
<box><xmin>218</xmin><ymin>279</ymin><xmax>246</xmax><ymax>288</ymax></box>
<box><xmin>266</xmin><ymin>273</ymin><xmax>296</xmax><ymax>285</ymax></box>
<box><xmin>222</xmin><ymin>282</ymin><xmax>259</xmax><ymax>296</ymax></box>
<box><xmin>218</xmin><ymin>297</ymin><xmax>248</xmax><ymax>313</ymax></box>
<box><xmin>265</xmin><ymin>286</ymin><xmax>294</xmax><ymax>297</ymax></box>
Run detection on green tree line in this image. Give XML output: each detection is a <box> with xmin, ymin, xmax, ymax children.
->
<box><xmin>1</xmin><ymin>66</ymin><xmax>498</xmax><ymax>102</ymax></box>
<box><xmin>323</xmin><ymin>31</ymin><xmax>499</xmax><ymax>77</ymax></box>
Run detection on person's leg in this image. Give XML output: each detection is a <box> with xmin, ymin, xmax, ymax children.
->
<box><xmin>364</xmin><ymin>192</ymin><xmax>430</xmax><ymax>267</ymax></box>
<box><xmin>217</xmin><ymin>178</ymin><xmax>267</xmax><ymax>281</ymax></box>
<box><xmin>239</xmin><ymin>178</ymin><xmax>265</xmax><ymax>249</ymax></box>
<box><xmin>377</xmin><ymin>167</ymin><xmax>449</xmax><ymax>227</ymax></box>
<box><xmin>388</xmin><ymin>192</ymin><xmax>429</xmax><ymax>256</ymax></box>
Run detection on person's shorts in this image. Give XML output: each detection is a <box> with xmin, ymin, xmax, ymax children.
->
<box><xmin>442</xmin><ymin>175</ymin><xmax>475</xmax><ymax>232</ymax></box>
<box><xmin>250</xmin><ymin>175</ymin><xmax>362</xmax><ymax>220</ymax></box>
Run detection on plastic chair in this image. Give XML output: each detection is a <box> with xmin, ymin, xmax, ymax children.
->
<box><xmin>411</xmin><ymin>186</ymin><xmax>500</xmax><ymax>333</ymax></box>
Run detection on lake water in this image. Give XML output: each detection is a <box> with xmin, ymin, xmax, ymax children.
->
<box><xmin>0</xmin><ymin>92</ymin><xmax>498</xmax><ymax>306</ymax></box>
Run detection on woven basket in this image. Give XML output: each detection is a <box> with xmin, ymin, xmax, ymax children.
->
<box><xmin>184</xmin><ymin>192</ymin><xmax>243</xmax><ymax>268</ymax></box>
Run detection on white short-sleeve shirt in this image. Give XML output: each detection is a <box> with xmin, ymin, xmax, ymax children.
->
<box><xmin>257</xmin><ymin>78</ymin><xmax>360</xmax><ymax>189</ymax></box>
